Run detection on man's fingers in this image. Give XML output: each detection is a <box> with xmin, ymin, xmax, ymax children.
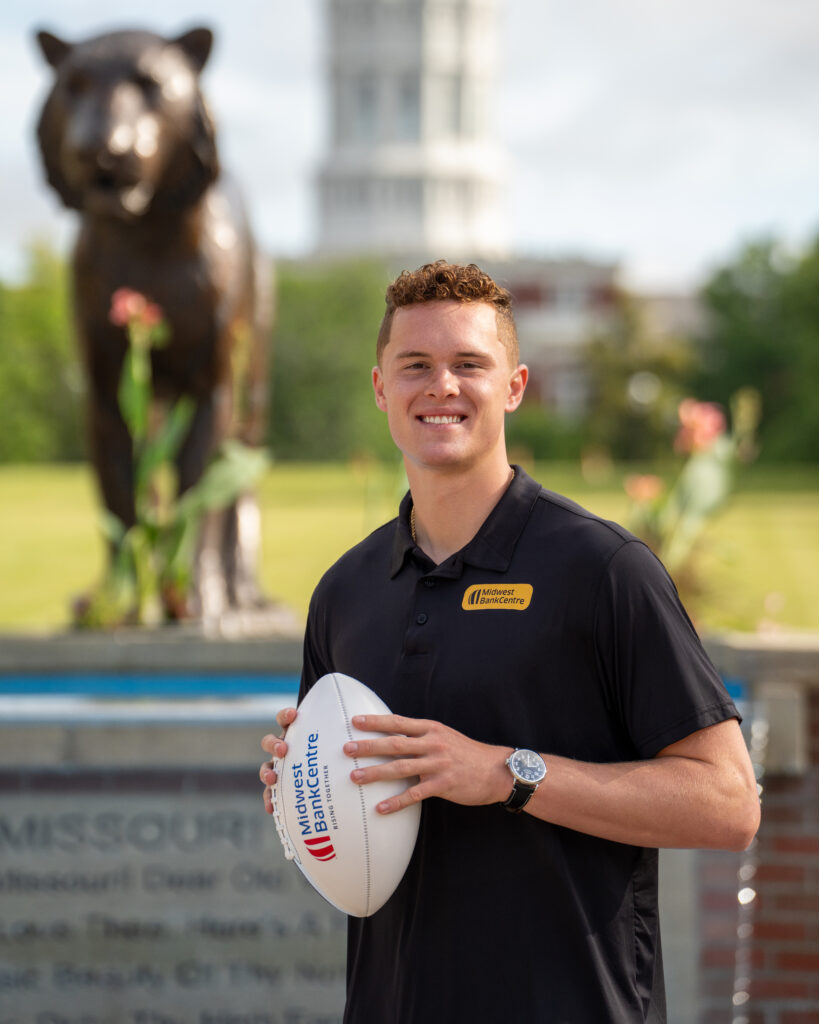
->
<box><xmin>261</xmin><ymin>735</ymin><xmax>287</xmax><ymax>761</ymax></box>
<box><xmin>350</xmin><ymin>757</ymin><xmax>421</xmax><ymax>784</ymax></box>
<box><xmin>260</xmin><ymin>708</ymin><xmax>299</xmax><ymax>818</ymax></box>
<box><xmin>344</xmin><ymin>734</ymin><xmax>421</xmax><ymax>759</ymax></box>
<box><xmin>351</xmin><ymin>713</ymin><xmax>426</xmax><ymax>735</ymax></box>
<box><xmin>275</xmin><ymin>706</ymin><xmax>298</xmax><ymax>733</ymax></box>
<box><xmin>373</xmin><ymin>781</ymin><xmax>428</xmax><ymax>815</ymax></box>
<box><xmin>261</xmin><ymin>733</ymin><xmax>280</xmax><ymax>756</ymax></box>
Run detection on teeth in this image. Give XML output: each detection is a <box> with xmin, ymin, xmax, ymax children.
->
<box><xmin>422</xmin><ymin>416</ymin><xmax>463</xmax><ymax>424</ymax></box>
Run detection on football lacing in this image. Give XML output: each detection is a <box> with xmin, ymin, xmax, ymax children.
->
<box><xmin>270</xmin><ymin>755</ymin><xmax>297</xmax><ymax>862</ymax></box>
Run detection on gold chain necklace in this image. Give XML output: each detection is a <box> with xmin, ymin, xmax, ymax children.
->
<box><xmin>410</xmin><ymin>467</ymin><xmax>515</xmax><ymax>547</ymax></box>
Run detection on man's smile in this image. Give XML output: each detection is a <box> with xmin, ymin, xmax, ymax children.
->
<box><xmin>419</xmin><ymin>415</ymin><xmax>466</xmax><ymax>424</ymax></box>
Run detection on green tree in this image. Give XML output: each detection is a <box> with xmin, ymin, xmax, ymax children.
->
<box><xmin>505</xmin><ymin>401</ymin><xmax>584</xmax><ymax>461</ymax></box>
<box><xmin>0</xmin><ymin>244</ymin><xmax>84</xmax><ymax>462</ymax></box>
<box><xmin>269</xmin><ymin>259</ymin><xmax>395</xmax><ymax>460</ymax></box>
<box><xmin>583</xmin><ymin>292</ymin><xmax>696</xmax><ymax>460</ymax></box>
<box><xmin>693</xmin><ymin>236</ymin><xmax>819</xmax><ymax>462</ymax></box>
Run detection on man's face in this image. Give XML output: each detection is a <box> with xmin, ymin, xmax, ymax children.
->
<box><xmin>372</xmin><ymin>300</ymin><xmax>527</xmax><ymax>474</ymax></box>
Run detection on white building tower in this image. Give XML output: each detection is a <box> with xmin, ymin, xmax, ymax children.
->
<box><xmin>316</xmin><ymin>0</ymin><xmax>508</xmax><ymax>260</ymax></box>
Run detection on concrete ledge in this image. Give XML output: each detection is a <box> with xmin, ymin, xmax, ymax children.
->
<box><xmin>704</xmin><ymin>631</ymin><xmax>819</xmax><ymax>686</ymax></box>
<box><xmin>705</xmin><ymin>631</ymin><xmax>819</xmax><ymax>775</ymax></box>
<box><xmin>0</xmin><ymin>629</ymin><xmax>304</xmax><ymax>768</ymax></box>
<box><xmin>0</xmin><ymin>716</ymin><xmax>286</xmax><ymax>768</ymax></box>
<box><xmin>0</xmin><ymin>626</ymin><xmax>303</xmax><ymax>675</ymax></box>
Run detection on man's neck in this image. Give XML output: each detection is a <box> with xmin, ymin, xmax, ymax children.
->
<box><xmin>406</xmin><ymin>459</ymin><xmax>515</xmax><ymax>565</ymax></box>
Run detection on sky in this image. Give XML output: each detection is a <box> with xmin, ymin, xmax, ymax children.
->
<box><xmin>2</xmin><ymin>0</ymin><xmax>819</xmax><ymax>290</ymax></box>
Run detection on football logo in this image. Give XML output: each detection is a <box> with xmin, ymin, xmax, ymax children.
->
<box><xmin>304</xmin><ymin>835</ymin><xmax>336</xmax><ymax>861</ymax></box>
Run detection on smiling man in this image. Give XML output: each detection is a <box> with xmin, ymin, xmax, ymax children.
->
<box><xmin>261</xmin><ymin>260</ymin><xmax>759</xmax><ymax>1023</ymax></box>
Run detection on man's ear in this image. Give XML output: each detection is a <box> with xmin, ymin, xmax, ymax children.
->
<box><xmin>372</xmin><ymin>366</ymin><xmax>387</xmax><ymax>411</ymax></box>
<box><xmin>505</xmin><ymin>364</ymin><xmax>528</xmax><ymax>413</ymax></box>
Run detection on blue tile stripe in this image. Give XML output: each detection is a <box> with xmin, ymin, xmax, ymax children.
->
<box><xmin>0</xmin><ymin>674</ymin><xmax>300</xmax><ymax>698</ymax></box>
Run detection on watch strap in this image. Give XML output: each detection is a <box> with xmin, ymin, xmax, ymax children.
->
<box><xmin>501</xmin><ymin>779</ymin><xmax>536</xmax><ymax>813</ymax></box>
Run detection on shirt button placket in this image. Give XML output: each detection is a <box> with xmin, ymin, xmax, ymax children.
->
<box><xmin>403</xmin><ymin>576</ymin><xmax>436</xmax><ymax>655</ymax></box>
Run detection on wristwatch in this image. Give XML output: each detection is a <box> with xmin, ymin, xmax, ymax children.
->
<box><xmin>501</xmin><ymin>748</ymin><xmax>547</xmax><ymax>813</ymax></box>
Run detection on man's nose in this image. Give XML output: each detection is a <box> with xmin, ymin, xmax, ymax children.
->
<box><xmin>426</xmin><ymin>366</ymin><xmax>459</xmax><ymax>398</ymax></box>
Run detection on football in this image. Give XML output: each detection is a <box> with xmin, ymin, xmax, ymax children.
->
<box><xmin>271</xmin><ymin>672</ymin><xmax>421</xmax><ymax>917</ymax></box>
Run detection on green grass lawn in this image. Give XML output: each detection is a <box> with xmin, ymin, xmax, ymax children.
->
<box><xmin>1</xmin><ymin>461</ymin><xmax>817</xmax><ymax>634</ymax></box>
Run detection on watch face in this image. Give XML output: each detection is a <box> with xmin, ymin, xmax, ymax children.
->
<box><xmin>510</xmin><ymin>749</ymin><xmax>547</xmax><ymax>784</ymax></box>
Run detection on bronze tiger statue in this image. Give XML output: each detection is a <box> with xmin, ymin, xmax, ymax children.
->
<box><xmin>35</xmin><ymin>25</ymin><xmax>273</xmax><ymax>625</ymax></box>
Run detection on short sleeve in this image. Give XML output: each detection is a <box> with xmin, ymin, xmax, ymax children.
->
<box><xmin>298</xmin><ymin>581</ymin><xmax>333</xmax><ymax>702</ymax></box>
<box><xmin>593</xmin><ymin>540</ymin><xmax>738</xmax><ymax>758</ymax></box>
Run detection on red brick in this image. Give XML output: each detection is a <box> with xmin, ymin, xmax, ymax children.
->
<box><xmin>701</xmin><ymin>973</ymin><xmax>737</xmax><ymax>997</ymax></box>
<box><xmin>701</xmin><ymin>947</ymin><xmax>736</xmax><ymax>969</ymax></box>
<box><xmin>702</xmin><ymin>889</ymin><xmax>739</xmax><ymax>911</ymax></box>
<box><xmin>701</xmin><ymin>860</ymin><xmax>743</xmax><ymax>884</ymax></box>
<box><xmin>753</xmin><ymin>920</ymin><xmax>807</xmax><ymax>941</ymax></box>
<box><xmin>765</xmin><ymin>776</ymin><xmax>812</xmax><ymax>796</ymax></box>
<box><xmin>749</xmin><ymin>977</ymin><xmax>811</xmax><ymax>999</ymax></box>
<box><xmin>774</xmin><ymin>835</ymin><xmax>819</xmax><ymax>855</ymax></box>
<box><xmin>724</xmin><ymin>1013</ymin><xmax>765</xmax><ymax>1024</ymax></box>
<box><xmin>762</xmin><ymin>805</ymin><xmax>808</xmax><ymax>824</ymax></box>
<box><xmin>782</xmin><ymin>1013</ymin><xmax>819</xmax><ymax>1024</ymax></box>
<box><xmin>700</xmin><ymin>1009</ymin><xmax>740</xmax><ymax>1024</ymax></box>
<box><xmin>776</xmin><ymin>951</ymin><xmax>819</xmax><ymax>972</ymax></box>
<box><xmin>701</xmin><ymin>917</ymin><xmax>739</xmax><ymax>941</ymax></box>
<box><xmin>755</xmin><ymin>863</ymin><xmax>806</xmax><ymax>884</ymax></box>
<box><xmin>774</xmin><ymin>894</ymin><xmax>819</xmax><ymax>914</ymax></box>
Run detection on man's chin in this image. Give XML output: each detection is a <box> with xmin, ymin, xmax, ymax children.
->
<box><xmin>402</xmin><ymin>446</ymin><xmax>476</xmax><ymax>473</ymax></box>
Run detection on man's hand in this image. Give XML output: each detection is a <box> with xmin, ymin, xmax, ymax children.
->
<box><xmin>343</xmin><ymin>714</ymin><xmax>513</xmax><ymax>815</ymax></box>
<box><xmin>259</xmin><ymin>706</ymin><xmax>298</xmax><ymax>815</ymax></box>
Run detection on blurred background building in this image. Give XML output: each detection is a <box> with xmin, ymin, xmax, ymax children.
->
<box><xmin>315</xmin><ymin>0</ymin><xmax>619</xmax><ymax>417</ymax></box>
<box><xmin>317</xmin><ymin>0</ymin><xmax>508</xmax><ymax>260</ymax></box>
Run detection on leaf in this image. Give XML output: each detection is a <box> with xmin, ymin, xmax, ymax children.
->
<box><xmin>658</xmin><ymin>438</ymin><xmax>735</xmax><ymax>571</ymax></box>
<box><xmin>135</xmin><ymin>397</ymin><xmax>195</xmax><ymax>496</ymax></box>
<box><xmin>127</xmin><ymin>524</ymin><xmax>163</xmax><ymax>626</ymax></box>
<box><xmin>98</xmin><ymin>509</ymin><xmax>127</xmax><ymax>546</ymax></box>
<box><xmin>158</xmin><ymin>517</ymin><xmax>198</xmax><ymax>585</ymax></box>
<box><xmin>176</xmin><ymin>442</ymin><xmax>269</xmax><ymax>521</ymax></box>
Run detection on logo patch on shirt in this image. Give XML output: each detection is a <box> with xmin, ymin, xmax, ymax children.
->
<box><xmin>461</xmin><ymin>584</ymin><xmax>533</xmax><ymax>610</ymax></box>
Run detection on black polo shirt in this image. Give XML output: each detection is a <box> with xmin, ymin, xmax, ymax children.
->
<box><xmin>299</xmin><ymin>467</ymin><xmax>738</xmax><ymax>1024</ymax></box>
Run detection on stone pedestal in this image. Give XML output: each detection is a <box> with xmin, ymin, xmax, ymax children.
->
<box><xmin>0</xmin><ymin>630</ymin><xmax>347</xmax><ymax>1024</ymax></box>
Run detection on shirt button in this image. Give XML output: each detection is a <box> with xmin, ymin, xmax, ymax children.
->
<box><xmin>416</xmin><ymin>613</ymin><xmax>428</xmax><ymax>625</ymax></box>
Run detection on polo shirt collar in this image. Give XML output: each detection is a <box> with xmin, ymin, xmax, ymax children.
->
<box><xmin>389</xmin><ymin>466</ymin><xmax>542</xmax><ymax>578</ymax></box>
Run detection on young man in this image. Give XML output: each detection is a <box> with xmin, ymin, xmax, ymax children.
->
<box><xmin>260</xmin><ymin>260</ymin><xmax>759</xmax><ymax>1023</ymax></box>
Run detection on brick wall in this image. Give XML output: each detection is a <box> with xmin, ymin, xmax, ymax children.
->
<box><xmin>698</xmin><ymin>690</ymin><xmax>819</xmax><ymax>1024</ymax></box>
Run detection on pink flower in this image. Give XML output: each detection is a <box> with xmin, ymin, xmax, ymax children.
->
<box><xmin>109</xmin><ymin>288</ymin><xmax>164</xmax><ymax>329</ymax></box>
<box><xmin>624</xmin><ymin>474</ymin><xmax>665</xmax><ymax>503</ymax></box>
<box><xmin>674</xmin><ymin>399</ymin><xmax>726</xmax><ymax>454</ymax></box>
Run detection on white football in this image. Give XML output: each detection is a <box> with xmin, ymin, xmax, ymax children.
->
<box><xmin>271</xmin><ymin>672</ymin><xmax>421</xmax><ymax>917</ymax></box>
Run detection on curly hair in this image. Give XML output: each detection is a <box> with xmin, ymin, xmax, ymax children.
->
<box><xmin>376</xmin><ymin>260</ymin><xmax>519</xmax><ymax>365</ymax></box>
